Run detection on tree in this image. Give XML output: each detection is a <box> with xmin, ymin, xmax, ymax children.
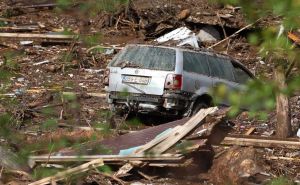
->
<box><xmin>215</xmin><ymin>0</ymin><xmax>300</xmax><ymax>138</ymax></box>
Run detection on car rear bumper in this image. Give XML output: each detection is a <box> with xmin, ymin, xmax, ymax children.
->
<box><xmin>108</xmin><ymin>91</ymin><xmax>190</xmax><ymax>115</ymax></box>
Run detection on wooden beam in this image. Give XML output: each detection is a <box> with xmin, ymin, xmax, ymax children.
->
<box><xmin>28</xmin><ymin>159</ymin><xmax>104</xmax><ymax>185</ymax></box>
<box><xmin>0</xmin><ymin>33</ymin><xmax>76</xmax><ymax>40</ymax></box>
<box><xmin>245</xmin><ymin>127</ymin><xmax>256</xmax><ymax>135</ymax></box>
<box><xmin>221</xmin><ymin>136</ymin><xmax>300</xmax><ymax>149</ymax></box>
<box><xmin>28</xmin><ymin>154</ymin><xmax>183</xmax><ymax>167</ymax></box>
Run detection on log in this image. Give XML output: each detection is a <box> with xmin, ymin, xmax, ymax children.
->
<box><xmin>28</xmin><ymin>159</ymin><xmax>104</xmax><ymax>185</ymax></box>
<box><xmin>209</xmin><ymin>147</ymin><xmax>262</xmax><ymax>185</ymax></box>
<box><xmin>221</xmin><ymin>136</ymin><xmax>300</xmax><ymax>149</ymax></box>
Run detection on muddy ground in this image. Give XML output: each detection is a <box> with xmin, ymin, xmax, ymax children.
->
<box><xmin>0</xmin><ymin>0</ymin><xmax>299</xmax><ymax>184</ymax></box>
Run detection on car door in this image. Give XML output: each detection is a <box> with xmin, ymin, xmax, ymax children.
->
<box><xmin>231</xmin><ymin>61</ymin><xmax>254</xmax><ymax>90</ymax></box>
<box><xmin>182</xmin><ymin>51</ymin><xmax>213</xmax><ymax>95</ymax></box>
<box><xmin>206</xmin><ymin>55</ymin><xmax>237</xmax><ymax>105</ymax></box>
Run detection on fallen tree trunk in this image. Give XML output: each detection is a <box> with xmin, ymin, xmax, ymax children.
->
<box><xmin>274</xmin><ymin>65</ymin><xmax>292</xmax><ymax>138</ymax></box>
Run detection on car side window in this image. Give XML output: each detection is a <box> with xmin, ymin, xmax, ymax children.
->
<box><xmin>207</xmin><ymin>55</ymin><xmax>235</xmax><ymax>81</ymax></box>
<box><xmin>183</xmin><ymin>51</ymin><xmax>210</xmax><ymax>75</ymax></box>
<box><xmin>232</xmin><ymin>63</ymin><xmax>252</xmax><ymax>84</ymax></box>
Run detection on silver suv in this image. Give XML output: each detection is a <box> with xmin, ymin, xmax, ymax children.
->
<box><xmin>104</xmin><ymin>44</ymin><xmax>254</xmax><ymax>117</ymax></box>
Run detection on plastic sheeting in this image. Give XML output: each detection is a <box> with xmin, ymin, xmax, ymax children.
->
<box><xmin>155</xmin><ymin>27</ymin><xmax>200</xmax><ymax>48</ymax></box>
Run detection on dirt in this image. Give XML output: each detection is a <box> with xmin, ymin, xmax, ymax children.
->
<box><xmin>0</xmin><ymin>0</ymin><xmax>300</xmax><ymax>184</ymax></box>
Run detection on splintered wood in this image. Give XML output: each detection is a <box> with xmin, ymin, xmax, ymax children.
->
<box><xmin>148</xmin><ymin>107</ymin><xmax>218</xmax><ymax>154</ymax></box>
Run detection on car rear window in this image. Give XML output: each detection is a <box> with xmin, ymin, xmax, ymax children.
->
<box><xmin>207</xmin><ymin>55</ymin><xmax>235</xmax><ymax>81</ymax></box>
<box><xmin>110</xmin><ymin>46</ymin><xmax>176</xmax><ymax>71</ymax></box>
<box><xmin>232</xmin><ymin>63</ymin><xmax>252</xmax><ymax>84</ymax></box>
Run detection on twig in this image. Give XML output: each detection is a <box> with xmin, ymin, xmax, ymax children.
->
<box><xmin>86</xmin><ymin>45</ymin><xmax>123</xmax><ymax>53</ymax></box>
<box><xmin>45</xmin><ymin>144</ymin><xmax>55</xmax><ymax>166</ymax></box>
<box><xmin>285</xmin><ymin>60</ymin><xmax>296</xmax><ymax>78</ymax></box>
<box><xmin>217</xmin><ymin>12</ymin><xmax>229</xmax><ymax>53</ymax></box>
<box><xmin>115</xmin><ymin>15</ymin><xmax>121</xmax><ymax>30</ymax></box>
<box><xmin>0</xmin><ymin>167</ymin><xmax>3</xmax><ymax>179</ymax></box>
<box><xmin>93</xmin><ymin>167</ymin><xmax>125</xmax><ymax>185</ymax></box>
<box><xmin>208</xmin><ymin>18</ymin><xmax>262</xmax><ymax>49</ymax></box>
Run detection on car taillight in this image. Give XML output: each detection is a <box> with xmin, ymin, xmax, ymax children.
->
<box><xmin>103</xmin><ymin>68</ymin><xmax>110</xmax><ymax>86</ymax></box>
<box><xmin>164</xmin><ymin>74</ymin><xmax>182</xmax><ymax>90</ymax></box>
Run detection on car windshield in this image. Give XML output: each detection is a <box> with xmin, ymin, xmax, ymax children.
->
<box><xmin>110</xmin><ymin>46</ymin><xmax>176</xmax><ymax>71</ymax></box>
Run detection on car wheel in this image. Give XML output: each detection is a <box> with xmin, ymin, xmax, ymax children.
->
<box><xmin>191</xmin><ymin>101</ymin><xmax>209</xmax><ymax>116</ymax></box>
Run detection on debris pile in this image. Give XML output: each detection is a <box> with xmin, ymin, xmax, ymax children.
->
<box><xmin>0</xmin><ymin>0</ymin><xmax>299</xmax><ymax>184</ymax></box>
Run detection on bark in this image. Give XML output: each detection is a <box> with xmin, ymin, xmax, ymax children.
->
<box><xmin>274</xmin><ymin>66</ymin><xmax>292</xmax><ymax>138</ymax></box>
<box><xmin>209</xmin><ymin>147</ymin><xmax>263</xmax><ymax>185</ymax></box>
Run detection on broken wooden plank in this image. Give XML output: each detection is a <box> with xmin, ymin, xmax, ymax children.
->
<box><xmin>0</xmin><ymin>33</ymin><xmax>76</xmax><ymax>40</ymax></box>
<box><xmin>221</xmin><ymin>136</ymin><xmax>300</xmax><ymax>149</ymax></box>
<box><xmin>86</xmin><ymin>92</ymin><xmax>106</xmax><ymax>98</ymax></box>
<box><xmin>245</xmin><ymin>127</ymin><xmax>256</xmax><ymax>135</ymax></box>
<box><xmin>149</xmin><ymin>107</ymin><xmax>218</xmax><ymax>154</ymax></box>
<box><xmin>132</xmin><ymin>125</ymin><xmax>182</xmax><ymax>155</ymax></box>
<box><xmin>114</xmin><ymin>163</ymin><xmax>134</xmax><ymax>178</ymax></box>
<box><xmin>10</xmin><ymin>3</ymin><xmax>58</xmax><ymax>10</ymax></box>
<box><xmin>0</xmin><ymin>26</ymin><xmax>39</xmax><ymax>32</ymax></box>
<box><xmin>28</xmin><ymin>159</ymin><xmax>104</xmax><ymax>185</ymax></box>
<box><xmin>28</xmin><ymin>154</ymin><xmax>183</xmax><ymax>167</ymax></box>
<box><xmin>266</xmin><ymin>156</ymin><xmax>300</xmax><ymax>162</ymax></box>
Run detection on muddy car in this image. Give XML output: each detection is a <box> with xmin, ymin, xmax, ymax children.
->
<box><xmin>104</xmin><ymin>44</ymin><xmax>254</xmax><ymax>117</ymax></box>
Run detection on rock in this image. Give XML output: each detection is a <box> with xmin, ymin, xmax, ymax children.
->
<box><xmin>197</xmin><ymin>26</ymin><xmax>221</xmax><ymax>42</ymax></box>
<box><xmin>45</xmin><ymin>64</ymin><xmax>57</xmax><ymax>72</ymax></box>
<box><xmin>176</xmin><ymin>9</ymin><xmax>191</xmax><ymax>20</ymax></box>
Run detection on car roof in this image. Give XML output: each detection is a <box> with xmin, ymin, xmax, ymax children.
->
<box><xmin>125</xmin><ymin>44</ymin><xmax>253</xmax><ymax>76</ymax></box>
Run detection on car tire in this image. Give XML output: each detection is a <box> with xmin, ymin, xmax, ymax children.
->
<box><xmin>191</xmin><ymin>101</ymin><xmax>209</xmax><ymax>116</ymax></box>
